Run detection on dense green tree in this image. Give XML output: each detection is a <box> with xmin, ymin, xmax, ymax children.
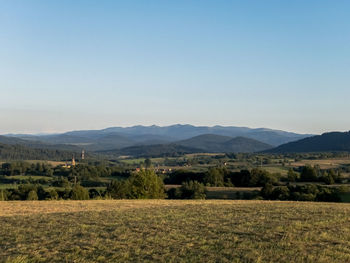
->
<box><xmin>204</xmin><ymin>168</ymin><xmax>224</xmax><ymax>186</ymax></box>
<box><xmin>249</xmin><ymin>169</ymin><xmax>278</xmax><ymax>186</ymax></box>
<box><xmin>321</xmin><ymin>171</ymin><xmax>335</xmax><ymax>185</ymax></box>
<box><xmin>271</xmin><ymin>186</ymin><xmax>290</xmax><ymax>200</ymax></box>
<box><xmin>128</xmin><ymin>170</ymin><xmax>166</xmax><ymax>199</ymax></box>
<box><xmin>287</xmin><ymin>169</ymin><xmax>299</xmax><ymax>182</ymax></box>
<box><xmin>144</xmin><ymin>158</ymin><xmax>152</xmax><ymax>168</ymax></box>
<box><xmin>300</xmin><ymin>166</ymin><xmax>318</xmax><ymax>182</ymax></box>
<box><xmin>261</xmin><ymin>183</ymin><xmax>274</xmax><ymax>199</ymax></box>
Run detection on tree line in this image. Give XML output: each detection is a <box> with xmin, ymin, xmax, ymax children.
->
<box><xmin>0</xmin><ymin>162</ymin><xmax>349</xmax><ymax>202</ymax></box>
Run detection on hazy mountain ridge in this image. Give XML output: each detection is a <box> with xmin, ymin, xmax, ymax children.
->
<box><xmin>100</xmin><ymin>134</ymin><xmax>273</xmax><ymax>157</ymax></box>
<box><xmin>101</xmin><ymin>144</ymin><xmax>203</xmax><ymax>157</ymax></box>
<box><xmin>97</xmin><ymin>124</ymin><xmax>310</xmax><ymax>146</ymax></box>
<box><xmin>7</xmin><ymin>125</ymin><xmax>312</xmax><ymax>151</ymax></box>
<box><xmin>177</xmin><ymin>134</ymin><xmax>272</xmax><ymax>153</ymax></box>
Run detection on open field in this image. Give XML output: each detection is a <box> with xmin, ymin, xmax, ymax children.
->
<box><xmin>261</xmin><ymin>165</ymin><xmax>289</xmax><ymax>175</ymax></box>
<box><xmin>290</xmin><ymin>157</ymin><xmax>350</xmax><ymax>169</ymax></box>
<box><xmin>1</xmin><ymin>200</ymin><xmax>350</xmax><ymax>262</ymax></box>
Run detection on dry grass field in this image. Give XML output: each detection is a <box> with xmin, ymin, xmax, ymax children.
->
<box><xmin>1</xmin><ymin>200</ymin><xmax>350</xmax><ymax>263</ymax></box>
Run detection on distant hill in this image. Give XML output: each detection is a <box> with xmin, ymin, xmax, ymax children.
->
<box><xmin>0</xmin><ymin>135</ymin><xmax>32</xmax><ymax>145</ymax></box>
<box><xmin>0</xmin><ymin>135</ymin><xmax>80</xmax><ymax>152</ymax></box>
<box><xmin>0</xmin><ymin>135</ymin><xmax>87</xmax><ymax>161</ymax></box>
<box><xmin>100</xmin><ymin>134</ymin><xmax>272</xmax><ymax>157</ymax></box>
<box><xmin>177</xmin><ymin>134</ymin><xmax>272</xmax><ymax>153</ymax></box>
<box><xmin>102</xmin><ymin>144</ymin><xmax>202</xmax><ymax>157</ymax></box>
<box><xmin>224</xmin><ymin>137</ymin><xmax>273</xmax><ymax>153</ymax></box>
<box><xmin>7</xmin><ymin>124</ymin><xmax>312</xmax><ymax>152</ymax></box>
<box><xmin>177</xmin><ymin>134</ymin><xmax>233</xmax><ymax>152</ymax></box>
<box><xmin>267</xmin><ymin>131</ymin><xmax>350</xmax><ymax>153</ymax></box>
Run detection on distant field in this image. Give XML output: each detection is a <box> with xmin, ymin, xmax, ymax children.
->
<box><xmin>290</xmin><ymin>158</ymin><xmax>350</xmax><ymax>169</ymax></box>
<box><xmin>262</xmin><ymin>165</ymin><xmax>289</xmax><ymax>175</ymax></box>
<box><xmin>1</xmin><ymin>200</ymin><xmax>350</xmax><ymax>262</ymax></box>
<box><xmin>119</xmin><ymin>158</ymin><xmax>146</xmax><ymax>164</ymax></box>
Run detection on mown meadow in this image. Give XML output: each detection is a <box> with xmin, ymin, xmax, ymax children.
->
<box><xmin>1</xmin><ymin>200</ymin><xmax>350</xmax><ymax>262</ymax></box>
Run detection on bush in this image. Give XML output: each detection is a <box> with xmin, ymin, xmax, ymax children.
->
<box><xmin>27</xmin><ymin>190</ymin><xmax>38</xmax><ymax>200</ymax></box>
<box><xmin>70</xmin><ymin>185</ymin><xmax>89</xmax><ymax>200</ymax></box>
<box><xmin>271</xmin><ymin>186</ymin><xmax>290</xmax><ymax>200</ymax></box>
<box><xmin>89</xmin><ymin>188</ymin><xmax>104</xmax><ymax>199</ymax></box>
<box><xmin>107</xmin><ymin>180</ymin><xmax>129</xmax><ymax>199</ymax></box>
<box><xmin>48</xmin><ymin>189</ymin><xmax>59</xmax><ymax>200</ymax></box>
<box><xmin>261</xmin><ymin>183</ymin><xmax>273</xmax><ymax>199</ymax></box>
<box><xmin>204</xmin><ymin>168</ymin><xmax>224</xmax><ymax>186</ymax></box>
<box><xmin>287</xmin><ymin>169</ymin><xmax>299</xmax><ymax>182</ymax></box>
<box><xmin>175</xmin><ymin>181</ymin><xmax>206</xmax><ymax>199</ymax></box>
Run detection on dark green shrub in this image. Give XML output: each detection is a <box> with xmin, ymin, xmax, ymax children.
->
<box><xmin>48</xmin><ymin>189</ymin><xmax>59</xmax><ymax>200</ymax></box>
<box><xmin>300</xmin><ymin>166</ymin><xmax>318</xmax><ymax>182</ymax></box>
<box><xmin>176</xmin><ymin>181</ymin><xmax>206</xmax><ymax>199</ymax></box>
<box><xmin>107</xmin><ymin>180</ymin><xmax>129</xmax><ymax>199</ymax></box>
<box><xmin>27</xmin><ymin>190</ymin><xmax>38</xmax><ymax>200</ymax></box>
<box><xmin>70</xmin><ymin>185</ymin><xmax>89</xmax><ymax>200</ymax></box>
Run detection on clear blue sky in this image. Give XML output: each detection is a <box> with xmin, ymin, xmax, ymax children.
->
<box><xmin>1</xmin><ymin>0</ymin><xmax>349</xmax><ymax>134</ymax></box>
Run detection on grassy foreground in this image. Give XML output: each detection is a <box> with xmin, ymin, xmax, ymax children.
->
<box><xmin>1</xmin><ymin>200</ymin><xmax>350</xmax><ymax>263</ymax></box>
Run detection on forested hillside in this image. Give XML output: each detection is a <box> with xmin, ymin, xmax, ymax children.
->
<box><xmin>268</xmin><ymin>131</ymin><xmax>350</xmax><ymax>153</ymax></box>
<box><xmin>0</xmin><ymin>143</ymin><xmax>79</xmax><ymax>161</ymax></box>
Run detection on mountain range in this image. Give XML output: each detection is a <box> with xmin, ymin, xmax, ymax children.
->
<box><xmin>0</xmin><ymin>124</ymin><xmax>313</xmax><ymax>158</ymax></box>
<box><xmin>2</xmin><ymin>125</ymin><xmax>350</xmax><ymax>158</ymax></box>
<box><xmin>5</xmin><ymin>124</ymin><xmax>311</xmax><ymax>150</ymax></box>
